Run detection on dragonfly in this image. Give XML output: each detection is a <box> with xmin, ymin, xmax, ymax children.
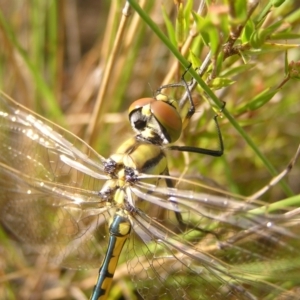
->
<box><xmin>0</xmin><ymin>71</ymin><xmax>300</xmax><ymax>300</ymax></box>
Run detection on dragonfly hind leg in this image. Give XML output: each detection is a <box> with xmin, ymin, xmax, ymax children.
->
<box><xmin>164</xmin><ymin>171</ymin><xmax>220</xmax><ymax>239</ymax></box>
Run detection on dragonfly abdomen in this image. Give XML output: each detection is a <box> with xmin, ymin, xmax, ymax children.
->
<box><xmin>90</xmin><ymin>211</ymin><xmax>131</xmax><ymax>300</ymax></box>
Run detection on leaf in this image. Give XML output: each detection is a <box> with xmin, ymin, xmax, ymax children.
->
<box><xmin>237</xmin><ymin>88</ymin><xmax>278</xmax><ymax>113</ymax></box>
<box><xmin>176</xmin><ymin>3</ymin><xmax>186</xmax><ymax>47</ymax></box>
<box><xmin>161</xmin><ymin>5</ymin><xmax>176</xmax><ymax>46</ymax></box>
<box><xmin>210</xmin><ymin>77</ymin><xmax>235</xmax><ymax>90</ymax></box>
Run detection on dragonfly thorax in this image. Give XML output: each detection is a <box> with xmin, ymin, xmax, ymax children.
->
<box><xmin>128</xmin><ymin>97</ymin><xmax>182</xmax><ymax>145</ymax></box>
<box><xmin>100</xmin><ymin>137</ymin><xmax>168</xmax><ymax>205</ymax></box>
<box><xmin>110</xmin><ymin>137</ymin><xmax>167</xmax><ymax>176</ymax></box>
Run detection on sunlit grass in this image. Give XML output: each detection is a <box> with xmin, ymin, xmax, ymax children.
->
<box><xmin>0</xmin><ymin>0</ymin><xmax>299</xmax><ymax>299</ymax></box>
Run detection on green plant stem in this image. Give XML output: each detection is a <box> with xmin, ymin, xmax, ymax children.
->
<box><xmin>128</xmin><ymin>0</ymin><xmax>293</xmax><ymax>196</ymax></box>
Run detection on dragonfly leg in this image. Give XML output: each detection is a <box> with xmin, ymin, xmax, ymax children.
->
<box><xmin>156</xmin><ymin>65</ymin><xmax>226</xmax><ymax>157</ymax></box>
<box><xmin>168</xmin><ymin>100</ymin><xmax>225</xmax><ymax>156</ymax></box>
<box><xmin>164</xmin><ymin>169</ymin><xmax>219</xmax><ymax>239</ymax></box>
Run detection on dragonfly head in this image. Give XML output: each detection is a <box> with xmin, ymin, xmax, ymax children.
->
<box><xmin>128</xmin><ymin>96</ymin><xmax>182</xmax><ymax>145</ymax></box>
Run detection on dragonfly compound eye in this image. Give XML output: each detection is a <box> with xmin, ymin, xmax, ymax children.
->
<box><xmin>150</xmin><ymin>100</ymin><xmax>182</xmax><ymax>143</ymax></box>
<box><xmin>128</xmin><ymin>98</ymin><xmax>182</xmax><ymax>144</ymax></box>
<box><xmin>128</xmin><ymin>98</ymin><xmax>154</xmax><ymax>115</ymax></box>
<box><xmin>128</xmin><ymin>98</ymin><xmax>154</xmax><ymax>131</ymax></box>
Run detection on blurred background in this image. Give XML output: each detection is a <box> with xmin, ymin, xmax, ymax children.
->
<box><xmin>0</xmin><ymin>0</ymin><xmax>300</xmax><ymax>299</ymax></box>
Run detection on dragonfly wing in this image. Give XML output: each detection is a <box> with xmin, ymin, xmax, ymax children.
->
<box><xmin>0</xmin><ymin>92</ymin><xmax>107</xmax><ymax>184</ymax></box>
<box><xmin>0</xmin><ymin>93</ymin><xmax>114</xmax><ymax>268</ymax></box>
<box><xmin>0</xmin><ymin>162</ymin><xmax>115</xmax><ymax>267</ymax></box>
<box><xmin>128</xmin><ymin>180</ymin><xmax>300</xmax><ymax>299</ymax></box>
<box><xmin>127</xmin><ymin>214</ymin><xmax>256</xmax><ymax>300</ymax></box>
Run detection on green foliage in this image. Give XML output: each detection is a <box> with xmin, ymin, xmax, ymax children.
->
<box><xmin>0</xmin><ymin>0</ymin><xmax>299</xmax><ymax>299</ymax></box>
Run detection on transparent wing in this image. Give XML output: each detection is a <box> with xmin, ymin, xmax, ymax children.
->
<box><xmin>0</xmin><ymin>91</ymin><xmax>107</xmax><ymax>181</ymax></box>
<box><xmin>1</xmin><ymin>92</ymin><xmax>300</xmax><ymax>299</ymax></box>
<box><xmin>0</xmin><ymin>92</ymin><xmax>111</xmax><ymax>267</ymax></box>
<box><xmin>125</xmin><ymin>179</ymin><xmax>300</xmax><ymax>299</ymax></box>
